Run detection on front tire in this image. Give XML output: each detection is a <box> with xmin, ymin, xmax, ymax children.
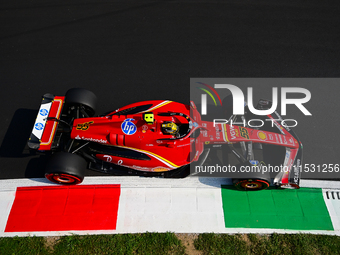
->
<box><xmin>45</xmin><ymin>152</ymin><xmax>86</xmax><ymax>185</ymax></box>
<box><xmin>234</xmin><ymin>179</ymin><xmax>270</xmax><ymax>191</ymax></box>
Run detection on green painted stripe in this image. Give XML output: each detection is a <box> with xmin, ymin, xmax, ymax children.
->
<box><xmin>221</xmin><ymin>186</ymin><xmax>333</xmax><ymax>230</ymax></box>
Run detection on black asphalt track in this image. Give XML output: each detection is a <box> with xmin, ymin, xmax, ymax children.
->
<box><xmin>0</xmin><ymin>0</ymin><xmax>339</xmax><ymax>180</ymax></box>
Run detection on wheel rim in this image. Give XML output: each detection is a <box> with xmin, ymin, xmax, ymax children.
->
<box><xmin>45</xmin><ymin>173</ymin><xmax>81</xmax><ymax>185</ymax></box>
<box><xmin>243</xmin><ymin>182</ymin><xmax>261</xmax><ymax>189</ymax></box>
<box><xmin>238</xmin><ymin>179</ymin><xmax>269</xmax><ymax>190</ymax></box>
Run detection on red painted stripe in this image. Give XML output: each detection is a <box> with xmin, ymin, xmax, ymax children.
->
<box><xmin>5</xmin><ymin>185</ymin><xmax>121</xmax><ymax>232</ymax></box>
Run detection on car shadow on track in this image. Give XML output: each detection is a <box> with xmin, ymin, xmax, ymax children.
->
<box><xmin>0</xmin><ymin>109</ymin><xmax>36</xmax><ymax>158</ymax></box>
<box><xmin>0</xmin><ymin>108</ymin><xmax>47</xmax><ymax>178</ymax></box>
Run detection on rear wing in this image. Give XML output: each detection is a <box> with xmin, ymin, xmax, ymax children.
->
<box><xmin>28</xmin><ymin>94</ymin><xmax>65</xmax><ymax>151</ymax></box>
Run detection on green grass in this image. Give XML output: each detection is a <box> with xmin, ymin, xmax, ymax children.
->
<box><xmin>194</xmin><ymin>233</ymin><xmax>340</xmax><ymax>255</ymax></box>
<box><xmin>0</xmin><ymin>233</ymin><xmax>185</xmax><ymax>255</ymax></box>
<box><xmin>1</xmin><ymin>233</ymin><xmax>340</xmax><ymax>255</ymax></box>
<box><xmin>53</xmin><ymin>233</ymin><xmax>185</xmax><ymax>255</ymax></box>
<box><xmin>0</xmin><ymin>236</ymin><xmax>50</xmax><ymax>255</ymax></box>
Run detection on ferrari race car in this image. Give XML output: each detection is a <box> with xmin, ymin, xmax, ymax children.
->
<box><xmin>28</xmin><ymin>88</ymin><xmax>302</xmax><ymax>191</ymax></box>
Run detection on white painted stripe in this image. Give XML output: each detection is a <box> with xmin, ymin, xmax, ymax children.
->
<box><xmin>323</xmin><ymin>190</ymin><xmax>340</xmax><ymax>231</ymax></box>
<box><xmin>116</xmin><ymin>186</ymin><xmax>225</xmax><ymax>233</ymax></box>
<box><xmin>0</xmin><ymin>177</ymin><xmax>340</xmax><ymax>237</ymax></box>
<box><xmin>300</xmin><ymin>179</ymin><xmax>340</xmax><ymax>189</ymax></box>
<box><xmin>0</xmin><ymin>191</ymin><xmax>16</xmax><ymax>235</ymax></box>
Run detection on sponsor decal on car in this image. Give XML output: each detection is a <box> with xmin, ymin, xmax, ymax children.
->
<box><xmin>83</xmin><ymin>137</ymin><xmax>107</xmax><ymax>144</ymax></box>
<box><xmin>35</xmin><ymin>123</ymin><xmax>44</xmax><ymax>131</ymax></box>
<box><xmin>121</xmin><ymin>118</ymin><xmax>137</xmax><ymax>135</ymax></box>
<box><xmin>249</xmin><ymin>160</ymin><xmax>259</xmax><ymax>166</ymax></box>
<box><xmin>202</xmin><ymin>130</ymin><xmax>208</xmax><ymax>137</ymax></box>
<box><xmin>39</xmin><ymin>108</ymin><xmax>49</xmax><ymax>116</ymax></box>
<box><xmin>239</xmin><ymin>127</ymin><xmax>249</xmax><ymax>139</ymax></box>
<box><xmin>76</xmin><ymin>121</ymin><xmax>94</xmax><ymax>131</ymax></box>
<box><xmin>215</xmin><ymin>125</ymin><xmax>221</xmax><ymax>140</ymax></box>
<box><xmin>284</xmin><ymin>149</ymin><xmax>291</xmax><ymax>166</ymax></box>
<box><xmin>257</xmin><ymin>131</ymin><xmax>267</xmax><ymax>141</ymax></box>
<box><xmin>229</xmin><ymin>125</ymin><xmax>239</xmax><ymax>140</ymax></box>
<box><xmin>278</xmin><ymin>134</ymin><xmax>283</xmax><ymax>144</ymax></box>
<box><xmin>152</xmin><ymin>167</ymin><xmax>170</xmax><ymax>172</ymax></box>
<box><xmin>31</xmin><ymin>101</ymin><xmax>53</xmax><ymax>140</ymax></box>
<box><xmin>103</xmin><ymin>155</ymin><xmax>112</xmax><ymax>162</ymax></box>
<box><xmin>76</xmin><ymin>136</ymin><xmax>107</xmax><ymax>144</ymax></box>
<box><xmin>132</xmin><ymin>165</ymin><xmax>152</xmax><ymax>171</ymax></box>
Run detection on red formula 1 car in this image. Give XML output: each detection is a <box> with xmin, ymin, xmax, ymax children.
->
<box><xmin>28</xmin><ymin>88</ymin><xmax>302</xmax><ymax>190</ymax></box>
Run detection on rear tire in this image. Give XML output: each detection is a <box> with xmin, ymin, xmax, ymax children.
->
<box><xmin>45</xmin><ymin>152</ymin><xmax>86</xmax><ymax>185</ymax></box>
<box><xmin>65</xmin><ymin>88</ymin><xmax>97</xmax><ymax>117</ymax></box>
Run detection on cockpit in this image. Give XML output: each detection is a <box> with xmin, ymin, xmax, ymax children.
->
<box><xmin>143</xmin><ymin>112</ymin><xmax>191</xmax><ymax>139</ymax></box>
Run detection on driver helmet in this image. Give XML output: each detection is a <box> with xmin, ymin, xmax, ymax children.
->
<box><xmin>161</xmin><ymin>121</ymin><xmax>179</xmax><ymax>135</ymax></box>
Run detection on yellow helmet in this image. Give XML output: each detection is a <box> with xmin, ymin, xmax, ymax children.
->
<box><xmin>161</xmin><ymin>122</ymin><xmax>179</xmax><ymax>135</ymax></box>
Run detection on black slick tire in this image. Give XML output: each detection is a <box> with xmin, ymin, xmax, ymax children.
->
<box><xmin>45</xmin><ymin>152</ymin><xmax>86</xmax><ymax>185</ymax></box>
